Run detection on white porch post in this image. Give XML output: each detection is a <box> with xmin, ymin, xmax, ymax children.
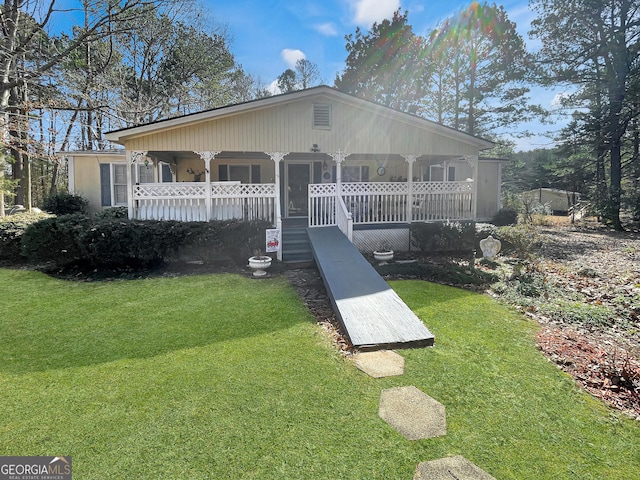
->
<box><xmin>402</xmin><ymin>155</ymin><xmax>418</xmax><ymax>222</ymax></box>
<box><xmin>267</xmin><ymin>152</ymin><xmax>288</xmax><ymax>261</ymax></box>
<box><xmin>195</xmin><ymin>151</ymin><xmax>219</xmax><ymax>221</ymax></box>
<box><xmin>465</xmin><ymin>155</ymin><xmax>479</xmax><ymax>220</ymax></box>
<box><xmin>329</xmin><ymin>150</ymin><xmax>347</xmax><ymax>196</ymax></box>
<box><xmin>128</xmin><ymin>151</ymin><xmax>147</xmax><ymax>220</ymax></box>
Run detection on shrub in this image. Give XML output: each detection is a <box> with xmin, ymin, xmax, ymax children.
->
<box><xmin>492</xmin><ymin>208</ymin><xmax>518</xmax><ymax>226</ymax></box>
<box><xmin>410</xmin><ymin>221</ymin><xmax>477</xmax><ymax>252</ymax></box>
<box><xmin>21</xmin><ymin>216</ymin><xmax>271</xmax><ymax>271</ymax></box>
<box><xmin>96</xmin><ymin>207</ymin><xmax>128</xmax><ymax>219</ymax></box>
<box><xmin>172</xmin><ymin>220</ymin><xmax>271</xmax><ymax>266</ymax></box>
<box><xmin>0</xmin><ymin>211</ymin><xmax>53</xmax><ymax>263</ymax></box>
<box><xmin>41</xmin><ymin>193</ymin><xmax>88</xmax><ymax>215</ymax></box>
<box><xmin>22</xmin><ymin>215</ymin><xmax>190</xmax><ymax>270</ymax></box>
<box><xmin>496</xmin><ymin>224</ymin><xmax>540</xmax><ymax>261</ymax></box>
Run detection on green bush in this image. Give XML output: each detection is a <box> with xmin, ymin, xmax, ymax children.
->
<box><xmin>172</xmin><ymin>220</ymin><xmax>271</xmax><ymax>266</ymax></box>
<box><xmin>22</xmin><ymin>215</ymin><xmax>190</xmax><ymax>269</ymax></box>
<box><xmin>95</xmin><ymin>207</ymin><xmax>129</xmax><ymax>219</ymax></box>
<box><xmin>41</xmin><ymin>193</ymin><xmax>89</xmax><ymax>215</ymax></box>
<box><xmin>21</xmin><ymin>216</ymin><xmax>271</xmax><ymax>271</ymax></box>
<box><xmin>410</xmin><ymin>221</ymin><xmax>477</xmax><ymax>252</ymax></box>
<box><xmin>0</xmin><ymin>211</ymin><xmax>54</xmax><ymax>263</ymax></box>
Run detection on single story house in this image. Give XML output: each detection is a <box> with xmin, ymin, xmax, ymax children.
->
<box><xmin>63</xmin><ymin>86</ymin><xmax>506</xmax><ymax>260</ymax></box>
<box><xmin>522</xmin><ymin>188</ymin><xmax>581</xmax><ymax>215</ymax></box>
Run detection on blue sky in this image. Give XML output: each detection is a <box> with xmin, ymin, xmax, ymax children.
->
<box><xmin>206</xmin><ymin>0</ymin><xmax>563</xmax><ymax>151</ymax></box>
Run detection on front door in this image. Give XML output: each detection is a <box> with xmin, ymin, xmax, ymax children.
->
<box><xmin>286</xmin><ymin>162</ymin><xmax>312</xmax><ymax>217</ymax></box>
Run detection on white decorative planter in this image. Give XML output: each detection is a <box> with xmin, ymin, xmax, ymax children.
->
<box><xmin>373</xmin><ymin>250</ymin><xmax>394</xmax><ymax>265</ymax></box>
<box><xmin>479</xmin><ymin>235</ymin><xmax>501</xmax><ymax>261</ymax></box>
<box><xmin>248</xmin><ymin>255</ymin><xmax>272</xmax><ymax>277</ymax></box>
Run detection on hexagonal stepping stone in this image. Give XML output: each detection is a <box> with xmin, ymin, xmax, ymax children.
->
<box><xmin>353</xmin><ymin>350</ymin><xmax>405</xmax><ymax>378</ymax></box>
<box><xmin>414</xmin><ymin>455</ymin><xmax>497</xmax><ymax>480</ymax></box>
<box><xmin>378</xmin><ymin>386</ymin><xmax>446</xmax><ymax>440</ymax></box>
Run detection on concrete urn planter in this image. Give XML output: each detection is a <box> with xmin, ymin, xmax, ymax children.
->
<box><xmin>373</xmin><ymin>250</ymin><xmax>394</xmax><ymax>265</ymax></box>
<box><xmin>248</xmin><ymin>255</ymin><xmax>272</xmax><ymax>277</ymax></box>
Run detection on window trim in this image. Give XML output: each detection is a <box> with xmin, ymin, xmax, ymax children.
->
<box><xmin>112</xmin><ymin>163</ymin><xmax>128</xmax><ymax>206</ymax></box>
<box><xmin>218</xmin><ymin>164</ymin><xmax>261</xmax><ymax>183</ymax></box>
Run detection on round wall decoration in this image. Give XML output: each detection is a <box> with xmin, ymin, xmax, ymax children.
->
<box><xmin>377</xmin><ymin>166</ymin><xmax>386</xmax><ymax>176</ymax></box>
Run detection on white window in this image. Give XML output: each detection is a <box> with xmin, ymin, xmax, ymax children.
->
<box><xmin>218</xmin><ymin>164</ymin><xmax>261</xmax><ymax>183</ymax></box>
<box><xmin>101</xmin><ymin>163</ymin><xmax>128</xmax><ymax>206</ymax></box>
<box><xmin>159</xmin><ymin>162</ymin><xmax>174</xmax><ymax>183</ymax></box>
<box><xmin>113</xmin><ymin>164</ymin><xmax>128</xmax><ymax>205</ymax></box>
<box><xmin>138</xmin><ymin>164</ymin><xmax>154</xmax><ymax>183</ymax></box>
<box><xmin>341</xmin><ymin>165</ymin><xmax>369</xmax><ymax>182</ymax></box>
<box><xmin>423</xmin><ymin>165</ymin><xmax>455</xmax><ymax>181</ymax></box>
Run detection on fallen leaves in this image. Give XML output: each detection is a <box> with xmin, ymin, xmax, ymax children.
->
<box><xmin>537</xmin><ymin>326</ymin><xmax>640</xmax><ymax>419</ymax></box>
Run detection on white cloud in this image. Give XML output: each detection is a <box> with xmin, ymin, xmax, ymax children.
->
<box><xmin>315</xmin><ymin>22</ymin><xmax>339</xmax><ymax>36</ymax></box>
<box><xmin>281</xmin><ymin>48</ymin><xmax>306</xmax><ymax>68</ymax></box>
<box><xmin>268</xmin><ymin>79</ymin><xmax>281</xmax><ymax>95</ymax></box>
<box><xmin>352</xmin><ymin>0</ymin><xmax>400</xmax><ymax>27</ymax></box>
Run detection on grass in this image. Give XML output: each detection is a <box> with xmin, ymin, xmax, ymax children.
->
<box><xmin>0</xmin><ymin>269</ymin><xmax>639</xmax><ymax>479</ymax></box>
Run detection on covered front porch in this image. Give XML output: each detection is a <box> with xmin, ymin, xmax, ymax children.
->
<box><xmin>125</xmin><ymin>150</ymin><xmax>479</xmax><ymax>234</ymax></box>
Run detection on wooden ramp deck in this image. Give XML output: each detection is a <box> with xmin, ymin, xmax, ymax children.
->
<box><xmin>307</xmin><ymin>227</ymin><xmax>435</xmax><ymax>350</ymax></box>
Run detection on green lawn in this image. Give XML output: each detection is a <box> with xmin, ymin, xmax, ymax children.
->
<box><xmin>0</xmin><ymin>268</ymin><xmax>638</xmax><ymax>479</ymax></box>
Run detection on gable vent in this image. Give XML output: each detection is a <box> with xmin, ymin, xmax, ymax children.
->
<box><xmin>313</xmin><ymin>103</ymin><xmax>332</xmax><ymax>129</ymax></box>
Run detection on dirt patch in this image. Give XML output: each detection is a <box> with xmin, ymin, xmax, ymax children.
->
<box><xmin>286</xmin><ymin>268</ymin><xmax>352</xmax><ymax>354</ymax></box>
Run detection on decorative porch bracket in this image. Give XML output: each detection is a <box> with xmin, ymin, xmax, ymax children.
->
<box><xmin>266</xmin><ymin>152</ymin><xmax>289</xmax><ymax>261</ymax></box>
<box><xmin>195</xmin><ymin>151</ymin><xmax>220</xmax><ymax>222</ymax></box>
<box><xmin>329</xmin><ymin>150</ymin><xmax>349</xmax><ymax>195</ymax></box>
<box><xmin>127</xmin><ymin>150</ymin><xmax>148</xmax><ymax>219</ymax></box>
<box><xmin>464</xmin><ymin>155</ymin><xmax>478</xmax><ymax>220</ymax></box>
<box><xmin>402</xmin><ymin>154</ymin><xmax>419</xmax><ymax>222</ymax></box>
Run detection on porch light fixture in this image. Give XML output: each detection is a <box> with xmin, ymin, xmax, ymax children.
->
<box><xmin>311</xmin><ymin>144</ymin><xmax>320</xmax><ymax>153</ymax></box>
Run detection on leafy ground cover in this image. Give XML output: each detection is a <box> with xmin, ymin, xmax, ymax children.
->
<box><xmin>1</xmin><ymin>268</ymin><xmax>639</xmax><ymax>479</ymax></box>
<box><xmin>487</xmin><ymin>221</ymin><xmax>640</xmax><ymax>418</ymax></box>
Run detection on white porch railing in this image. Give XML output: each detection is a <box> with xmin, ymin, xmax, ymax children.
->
<box><xmin>411</xmin><ymin>181</ymin><xmax>474</xmax><ymax>222</ymax></box>
<box><xmin>341</xmin><ymin>182</ymin><xmax>410</xmax><ymax>223</ymax></box>
<box><xmin>309</xmin><ymin>181</ymin><xmax>474</xmax><ymax>227</ymax></box>
<box><xmin>308</xmin><ymin>183</ymin><xmax>337</xmax><ymax>226</ymax></box>
<box><xmin>132</xmin><ymin>182</ymin><xmax>277</xmax><ymax>222</ymax></box>
<box><xmin>336</xmin><ymin>196</ymin><xmax>353</xmax><ymax>241</ymax></box>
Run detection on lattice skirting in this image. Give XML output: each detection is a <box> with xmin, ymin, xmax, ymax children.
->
<box><xmin>353</xmin><ymin>228</ymin><xmax>411</xmax><ymax>253</ymax></box>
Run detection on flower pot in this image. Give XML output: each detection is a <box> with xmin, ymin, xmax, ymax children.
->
<box><xmin>248</xmin><ymin>255</ymin><xmax>272</xmax><ymax>277</ymax></box>
<box><xmin>373</xmin><ymin>250</ymin><xmax>394</xmax><ymax>265</ymax></box>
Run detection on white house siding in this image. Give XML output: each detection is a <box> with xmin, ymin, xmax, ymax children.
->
<box><xmin>67</xmin><ymin>152</ymin><xmax>126</xmax><ymax>213</ymax></box>
<box><xmin>124</xmin><ymin>96</ymin><xmax>481</xmax><ymax>157</ymax></box>
<box><xmin>476</xmin><ymin>160</ymin><xmax>502</xmax><ymax>220</ymax></box>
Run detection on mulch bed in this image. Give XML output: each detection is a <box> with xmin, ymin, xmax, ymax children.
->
<box><xmin>537</xmin><ymin>326</ymin><xmax>640</xmax><ymax>419</ymax></box>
